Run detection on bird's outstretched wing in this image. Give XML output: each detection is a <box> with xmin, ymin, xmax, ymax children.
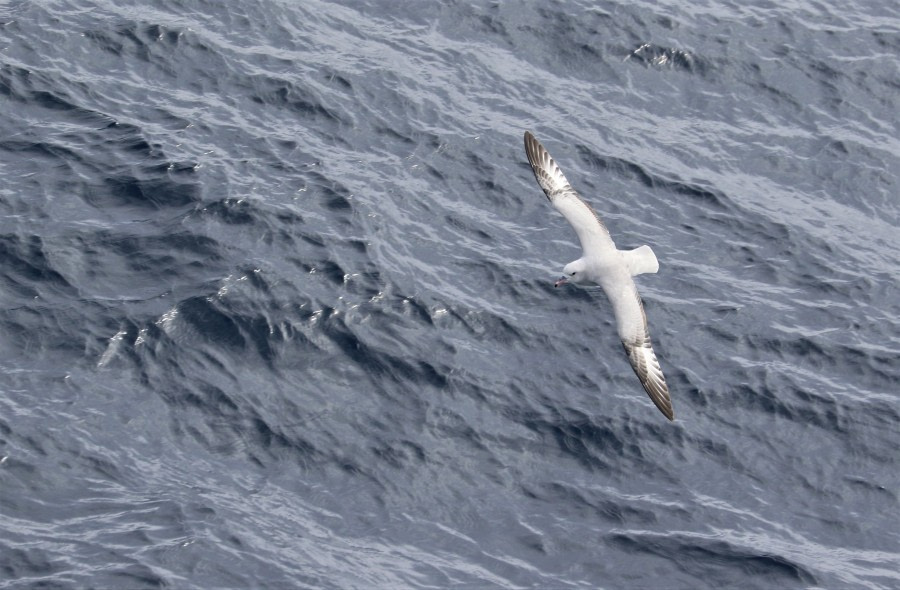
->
<box><xmin>621</xmin><ymin>302</ymin><xmax>674</xmax><ymax>421</ymax></box>
<box><xmin>524</xmin><ymin>131</ymin><xmax>617</xmax><ymax>255</ymax></box>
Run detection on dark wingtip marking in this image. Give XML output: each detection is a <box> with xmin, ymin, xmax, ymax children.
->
<box><xmin>623</xmin><ymin>341</ymin><xmax>675</xmax><ymax>421</ymax></box>
<box><xmin>663</xmin><ymin>405</ymin><xmax>675</xmax><ymax>421</ymax></box>
<box><xmin>523</xmin><ymin>131</ymin><xmax>555</xmax><ymax>203</ymax></box>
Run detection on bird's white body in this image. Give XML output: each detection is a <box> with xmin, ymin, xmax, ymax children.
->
<box><xmin>524</xmin><ymin>131</ymin><xmax>674</xmax><ymax>420</ymax></box>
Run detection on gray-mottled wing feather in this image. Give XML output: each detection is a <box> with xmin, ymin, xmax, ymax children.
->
<box><xmin>524</xmin><ymin>131</ymin><xmax>616</xmax><ymax>254</ymax></box>
<box><xmin>622</xmin><ymin>310</ymin><xmax>674</xmax><ymax>420</ymax></box>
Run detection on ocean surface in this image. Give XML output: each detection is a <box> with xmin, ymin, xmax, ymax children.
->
<box><xmin>1</xmin><ymin>1</ymin><xmax>898</xmax><ymax>588</ymax></box>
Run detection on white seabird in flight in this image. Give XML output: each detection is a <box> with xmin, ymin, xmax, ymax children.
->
<box><xmin>524</xmin><ymin>131</ymin><xmax>674</xmax><ymax>420</ymax></box>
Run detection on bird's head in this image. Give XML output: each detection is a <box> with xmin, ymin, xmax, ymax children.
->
<box><xmin>555</xmin><ymin>259</ymin><xmax>587</xmax><ymax>288</ymax></box>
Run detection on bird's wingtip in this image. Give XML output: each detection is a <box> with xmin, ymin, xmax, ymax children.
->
<box><xmin>524</xmin><ymin>130</ymin><xmax>537</xmax><ymax>149</ymax></box>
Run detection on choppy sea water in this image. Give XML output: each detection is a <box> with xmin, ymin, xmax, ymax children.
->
<box><xmin>1</xmin><ymin>1</ymin><xmax>898</xmax><ymax>588</ymax></box>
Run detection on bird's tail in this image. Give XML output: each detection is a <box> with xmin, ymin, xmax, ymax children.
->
<box><xmin>621</xmin><ymin>245</ymin><xmax>659</xmax><ymax>276</ymax></box>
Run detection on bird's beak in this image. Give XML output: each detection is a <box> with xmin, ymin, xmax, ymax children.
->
<box><xmin>554</xmin><ymin>276</ymin><xmax>569</xmax><ymax>288</ymax></box>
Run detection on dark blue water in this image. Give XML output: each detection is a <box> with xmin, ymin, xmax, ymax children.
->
<box><xmin>1</xmin><ymin>1</ymin><xmax>898</xmax><ymax>588</ymax></box>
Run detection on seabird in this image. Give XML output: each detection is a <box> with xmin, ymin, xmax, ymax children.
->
<box><xmin>524</xmin><ymin>131</ymin><xmax>675</xmax><ymax>420</ymax></box>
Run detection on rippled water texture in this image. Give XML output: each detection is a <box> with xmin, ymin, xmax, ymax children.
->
<box><xmin>1</xmin><ymin>1</ymin><xmax>898</xmax><ymax>588</ymax></box>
